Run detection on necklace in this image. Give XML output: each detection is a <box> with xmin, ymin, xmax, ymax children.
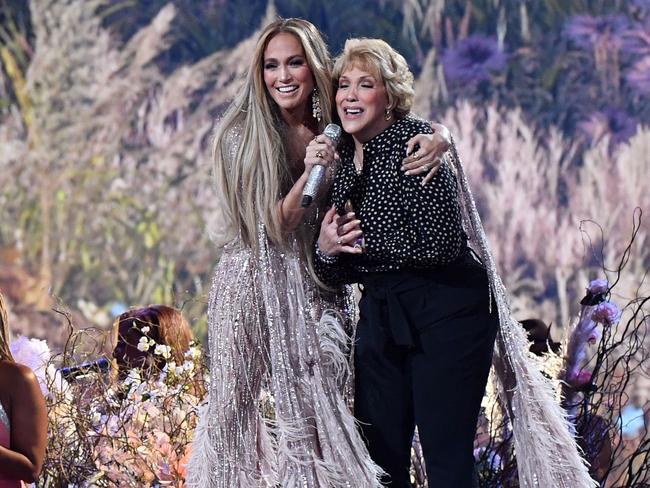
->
<box><xmin>353</xmin><ymin>149</ymin><xmax>363</xmax><ymax>174</ymax></box>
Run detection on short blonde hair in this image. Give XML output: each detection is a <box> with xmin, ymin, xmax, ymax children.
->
<box><xmin>333</xmin><ymin>38</ymin><xmax>414</xmax><ymax>118</ymax></box>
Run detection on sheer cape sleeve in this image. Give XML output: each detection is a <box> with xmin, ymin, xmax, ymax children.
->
<box><xmin>448</xmin><ymin>138</ymin><xmax>597</xmax><ymax>488</ymax></box>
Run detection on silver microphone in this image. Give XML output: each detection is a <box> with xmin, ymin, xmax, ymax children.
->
<box><xmin>301</xmin><ymin>123</ymin><xmax>342</xmax><ymax>208</ymax></box>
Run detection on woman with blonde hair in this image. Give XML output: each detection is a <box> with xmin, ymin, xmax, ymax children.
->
<box><xmin>187</xmin><ymin>18</ymin><xmax>449</xmax><ymax>488</ymax></box>
<box><xmin>0</xmin><ymin>292</ymin><xmax>47</xmax><ymax>486</ymax></box>
<box><xmin>315</xmin><ymin>38</ymin><xmax>596</xmax><ymax>487</ymax></box>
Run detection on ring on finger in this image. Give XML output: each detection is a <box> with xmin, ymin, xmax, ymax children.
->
<box><xmin>336</xmin><ymin>237</ymin><xmax>342</xmax><ymax>245</ymax></box>
<box><xmin>316</xmin><ymin>150</ymin><xmax>323</xmax><ymax>159</ymax></box>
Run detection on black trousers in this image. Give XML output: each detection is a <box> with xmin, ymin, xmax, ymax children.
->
<box><xmin>354</xmin><ymin>253</ymin><xmax>498</xmax><ymax>488</ymax></box>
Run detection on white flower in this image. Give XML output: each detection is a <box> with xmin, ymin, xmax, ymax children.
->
<box><xmin>183</xmin><ymin>361</ymin><xmax>195</xmax><ymax>373</ymax></box>
<box><xmin>91</xmin><ymin>411</ymin><xmax>102</xmax><ymax>425</ymax></box>
<box><xmin>140</xmin><ymin>326</ymin><xmax>150</xmax><ymax>334</ymax></box>
<box><xmin>175</xmin><ymin>366</ymin><xmax>185</xmax><ymax>376</ymax></box>
<box><xmin>153</xmin><ymin>344</ymin><xmax>172</xmax><ymax>359</ymax></box>
<box><xmin>137</xmin><ymin>336</ymin><xmax>150</xmax><ymax>352</ymax></box>
<box><xmin>10</xmin><ymin>336</ymin><xmax>52</xmax><ymax>395</ymax></box>
<box><xmin>124</xmin><ymin>369</ymin><xmax>141</xmax><ymax>387</ymax></box>
<box><xmin>185</xmin><ymin>346</ymin><xmax>201</xmax><ymax>361</ymax></box>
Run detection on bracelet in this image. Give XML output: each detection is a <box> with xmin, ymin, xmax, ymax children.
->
<box><xmin>315</xmin><ymin>242</ymin><xmax>338</xmax><ymax>264</ymax></box>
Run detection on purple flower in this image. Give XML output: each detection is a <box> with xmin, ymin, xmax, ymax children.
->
<box><xmin>587</xmin><ymin>326</ymin><xmax>602</xmax><ymax>345</ymax></box>
<box><xmin>565</xmin><ymin>14</ymin><xmax>631</xmax><ymax>51</ymax></box>
<box><xmin>621</xmin><ymin>25</ymin><xmax>650</xmax><ymax>56</ymax></box>
<box><xmin>579</xmin><ymin>107</ymin><xmax>638</xmax><ymax>148</ymax></box>
<box><xmin>442</xmin><ymin>35</ymin><xmax>507</xmax><ymax>84</ymax></box>
<box><xmin>591</xmin><ymin>302</ymin><xmax>621</xmax><ymax>326</ymax></box>
<box><xmin>587</xmin><ymin>279</ymin><xmax>609</xmax><ymax>295</ymax></box>
<box><xmin>568</xmin><ymin>369</ymin><xmax>593</xmax><ymax>388</ymax></box>
<box><xmin>626</xmin><ymin>56</ymin><xmax>650</xmax><ymax>95</ymax></box>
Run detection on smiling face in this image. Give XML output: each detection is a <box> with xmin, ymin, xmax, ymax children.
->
<box><xmin>336</xmin><ymin>65</ymin><xmax>392</xmax><ymax>144</ymax></box>
<box><xmin>263</xmin><ymin>32</ymin><xmax>315</xmax><ymax>122</ymax></box>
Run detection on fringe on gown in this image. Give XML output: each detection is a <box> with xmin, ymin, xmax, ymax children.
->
<box><xmin>186</xmin><ymin>231</ymin><xmax>384</xmax><ymax>487</ymax></box>
<box><xmin>448</xmin><ymin>139</ymin><xmax>597</xmax><ymax>488</ymax></box>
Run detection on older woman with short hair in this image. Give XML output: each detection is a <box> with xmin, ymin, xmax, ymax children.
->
<box><xmin>314</xmin><ymin>38</ymin><xmax>596</xmax><ymax>488</ymax></box>
<box><xmin>314</xmin><ymin>37</ymin><xmax>497</xmax><ymax>488</ymax></box>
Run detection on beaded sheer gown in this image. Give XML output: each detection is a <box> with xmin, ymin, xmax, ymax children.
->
<box><xmin>187</xmin><ymin>234</ymin><xmax>384</xmax><ymax>487</ymax></box>
<box><xmin>186</xmin><ymin>127</ymin><xmax>383</xmax><ymax>488</ymax></box>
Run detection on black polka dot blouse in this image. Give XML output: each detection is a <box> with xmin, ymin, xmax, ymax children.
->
<box><xmin>315</xmin><ymin>114</ymin><xmax>465</xmax><ymax>286</ymax></box>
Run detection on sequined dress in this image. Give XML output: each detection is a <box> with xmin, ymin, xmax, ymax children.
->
<box><xmin>0</xmin><ymin>401</ymin><xmax>23</xmax><ymax>488</ymax></box>
<box><xmin>187</xmin><ymin>234</ymin><xmax>384</xmax><ymax>487</ymax></box>
<box><xmin>187</xmin><ymin>124</ymin><xmax>383</xmax><ymax>486</ymax></box>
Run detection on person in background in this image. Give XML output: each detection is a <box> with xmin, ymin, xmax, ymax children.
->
<box><xmin>111</xmin><ymin>304</ymin><xmax>193</xmax><ymax>378</ymax></box>
<box><xmin>0</xmin><ymin>292</ymin><xmax>47</xmax><ymax>487</ymax></box>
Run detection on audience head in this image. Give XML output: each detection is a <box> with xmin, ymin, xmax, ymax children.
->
<box><xmin>112</xmin><ymin>305</ymin><xmax>192</xmax><ymax>376</ymax></box>
<box><xmin>520</xmin><ymin>318</ymin><xmax>562</xmax><ymax>356</ymax></box>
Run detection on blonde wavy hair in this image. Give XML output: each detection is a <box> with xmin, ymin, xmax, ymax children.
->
<box><xmin>0</xmin><ymin>292</ymin><xmax>14</xmax><ymax>362</ymax></box>
<box><xmin>214</xmin><ymin>18</ymin><xmax>333</xmax><ymax>250</ymax></box>
<box><xmin>333</xmin><ymin>38</ymin><xmax>414</xmax><ymax>118</ymax></box>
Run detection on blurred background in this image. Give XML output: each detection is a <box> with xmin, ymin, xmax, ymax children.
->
<box><xmin>1</xmin><ymin>0</ymin><xmax>649</xmax><ymax>485</ymax></box>
<box><xmin>0</xmin><ymin>0</ymin><xmax>648</xmax><ymax>360</ymax></box>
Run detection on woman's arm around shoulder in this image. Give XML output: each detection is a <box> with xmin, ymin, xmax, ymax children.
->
<box><xmin>0</xmin><ymin>361</ymin><xmax>47</xmax><ymax>482</ymax></box>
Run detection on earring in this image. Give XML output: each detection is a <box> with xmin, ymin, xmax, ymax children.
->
<box><xmin>312</xmin><ymin>88</ymin><xmax>322</xmax><ymax>122</ymax></box>
<box><xmin>384</xmin><ymin>108</ymin><xmax>392</xmax><ymax>121</ymax></box>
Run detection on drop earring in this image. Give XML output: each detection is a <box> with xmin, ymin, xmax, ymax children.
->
<box><xmin>312</xmin><ymin>88</ymin><xmax>322</xmax><ymax>122</ymax></box>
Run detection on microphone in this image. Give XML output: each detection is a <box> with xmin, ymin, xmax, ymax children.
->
<box><xmin>59</xmin><ymin>357</ymin><xmax>111</xmax><ymax>380</ymax></box>
<box><xmin>301</xmin><ymin>123</ymin><xmax>342</xmax><ymax>208</ymax></box>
